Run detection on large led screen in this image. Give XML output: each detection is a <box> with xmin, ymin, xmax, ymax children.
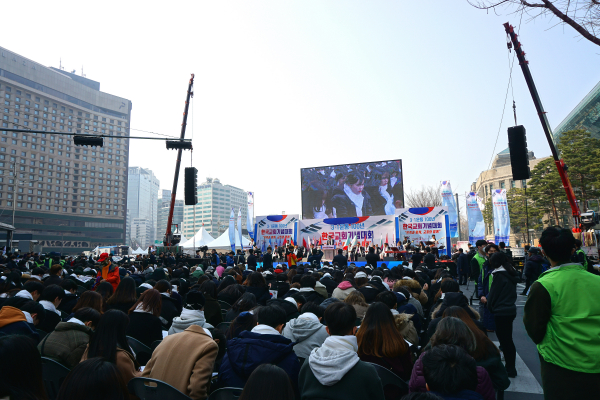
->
<box><xmin>301</xmin><ymin>160</ymin><xmax>404</xmax><ymax>219</ymax></box>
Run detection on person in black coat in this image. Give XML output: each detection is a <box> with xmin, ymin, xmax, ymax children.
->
<box><xmin>58</xmin><ymin>280</ymin><xmax>79</xmax><ymax>315</ymax></box>
<box><xmin>127</xmin><ymin>289</ymin><xmax>163</xmax><ymax>348</ymax></box>
<box><xmin>244</xmin><ymin>272</ymin><xmax>271</xmax><ymax>306</ymax></box>
<box><xmin>154</xmin><ymin>280</ymin><xmax>181</xmax><ymax>329</ymax></box>
<box><xmin>522</xmin><ymin>248</ymin><xmax>543</xmax><ymax>295</ymax></box>
<box><xmin>330</xmin><ymin>174</ymin><xmax>373</xmax><ymax>218</ymax></box>
<box><xmin>44</xmin><ymin>264</ymin><xmax>64</xmax><ymax>287</ymax></box>
<box><xmin>262</xmin><ymin>248</ymin><xmax>274</xmax><ymax>270</ymax></box>
<box><xmin>457</xmin><ymin>249</ymin><xmax>470</xmax><ymax>285</ymax></box>
<box><xmin>319</xmin><ymin>273</ymin><xmax>337</xmax><ymax>296</ymax></box>
<box><xmin>332</xmin><ymin>250</ymin><xmax>348</xmax><ymax>269</ymax></box>
<box><xmin>37</xmin><ymin>284</ymin><xmax>65</xmax><ymax>333</ymax></box>
<box><xmin>423</xmin><ymin>247</ymin><xmax>436</xmax><ymax>268</ymax></box>
<box><xmin>270</xmin><ymin>274</ymin><xmax>290</xmax><ymax>299</ymax></box>
<box><xmin>246</xmin><ymin>251</ymin><xmax>257</xmax><ymax>270</ymax></box>
<box><xmin>365</xmin><ymin>247</ymin><xmax>379</xmax><ymax>267</ymax></box>
<box><xmin>298</xmin><ymin>276</ymin><xmax>325</xmax><ymax>305</ymax></box>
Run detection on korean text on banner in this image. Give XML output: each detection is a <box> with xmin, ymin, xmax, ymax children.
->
<box><xmin>492</xmin><ymin>189</ymin><xmax>511</xmax><ymax>244</ymax></box>
<box><xmin>255</xmin><ymin>215</ymin><xmax>299</xmax><ymax>250</ymax></box>
<box><xmin>298</xmin><ymin>216</ymin><xmax>395</xmax><ymax>250</ymax></box>
<box><xmin>466</xmin><ymin>192</ymin><xmax>485</xmax><ymax>244</ymax></box>
<box><xmin>228</xmin><ymin>209</ymin><xmax>236</xmax><ymax>252</ymax></box>
<box><xmin>237</xmin><ymin>209</ymin><xmax>243</xmax><ymax>251</ymax></box>
<box><xmin>396</xmin><ymin>207</ymin><xmax>452</xmax><ymax>257</ymax></box>
<box><xmin>247</xmin><ymin>192</ymin><xmax>254</xmax><ymax>240</ymax></box>
<box><xmin>441</xmin><ymin>181</ymin><xmax>458</xmax><ymax>238</ymax></box>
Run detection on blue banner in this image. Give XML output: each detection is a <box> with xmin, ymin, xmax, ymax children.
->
<box><xmin>228</xmin><ymin>208</ymin><xmax>236</xmax><ymax>253</ymax></box>
<box><xmin>466</xmin><ymin>192</ymin><xmax>485</xmax><ymax>244</ymax></box>
<box><xmin>441</xmin><ymin>181</ymin><xmax>458</xmax><ymax>238</ymax></box>
<box><xmin>492</xmin><ymin>189</ymin><xmax>511</xmax><ymax>244</ymax></box>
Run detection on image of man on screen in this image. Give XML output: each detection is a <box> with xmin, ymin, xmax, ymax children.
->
<box><xmin>331</xmin><ymin>174</ymin><xmax>373</xmax><ymax>218</ymax></box>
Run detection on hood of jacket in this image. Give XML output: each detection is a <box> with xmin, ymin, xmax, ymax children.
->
<box><xmin>283</xmin><ymin>314</ymin><xmax>323</xmax><ymax>342</ymax></box>
<box><xmin>225</xmin><ymin>330</ymin><xmax>295</xmax><ymax>379</ymax></box>
<box><xmin>0</xmin><ymin>306</ymin><xmax>26</xmax><ymax>328</ymax></box>
<box><xmin>528</xmin><ymin>254</ymin><xmax>544</xmax><ymax>263</ymax></box>
<box><xmin>432</xmin><ymin>292</ymin><xmax>480</xmax><ymax>320</ymax></box>
<box><xmin>54</xmin><ymin>321</ymin><xmax>93</xmax><ymax>334</ymax></box>
<box><xmin>337</xmin><ymin>281</ymin><xmax>354</xmax><ymax>290</ymax></box>
<box><xmin>170</xmin><ymin>309</ymin><xmax>213</xmax><ymax>332</ymax></box>
<box><xmin>308</xmin><ymin>335</ymin><xmax>360</xmax><ymax>386</ymax></box>
<box><xmin>267</xmin><ymin>298</ymin><xmax>298</xmax><ymax>318</ymax></box>
<box><xmin>492</xmin><ymin>267</ymin><xmax>519</xmax><ymax>284</ymax></box>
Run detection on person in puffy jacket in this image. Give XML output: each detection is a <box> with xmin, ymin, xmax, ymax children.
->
<box><xmin>282</xmin><ymin>303</ymin><xmax>328</xmax><ymax>361</ymax></box>
<box><xmin>522</xmin><ymin>248</ymin><xmax>543</xmax><ymax>295</ymax></box>
<box><xmin>168</xmin><ymin>290</ymin><xmax>214</xmax><ymax>335</ymax></box>
<box><xmin>332</xmin><ymin>279</ymin><xmax>356</xmax><ymax>301</ymax></box>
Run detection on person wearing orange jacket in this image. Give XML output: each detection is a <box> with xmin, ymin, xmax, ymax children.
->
<box><xmin>93</xmin><ymin>253</ymin><xmax>120</xmax><ymax>291</ymax></box>
<box><xmin>286</xmin><ymin>246</ymin><xmax>298</xmax><ymax>268</ymax></box>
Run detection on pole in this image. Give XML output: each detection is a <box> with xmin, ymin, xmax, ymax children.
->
<box><xmin>525</xmin><ymin>185</ymin><xmax>530</xmax><ymax>244</ymax></box>
<box><xmin>164</xmin><ymin>74</ymin><xmax>195</xmax><ymax>246</ymax></box>
<box><xmin>455</xmin><ymin>193</ymin><xmax>461</xmax><ymax>241</ymax></box>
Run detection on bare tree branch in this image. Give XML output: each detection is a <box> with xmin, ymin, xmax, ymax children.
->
<box><xmin>405</xmin><ymin>186</ymin><xmax>443</xmax><ymax>208</ymax></box>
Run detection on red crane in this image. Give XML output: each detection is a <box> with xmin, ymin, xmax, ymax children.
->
<box><xmin>503</xmin><ymin>23</ymin><xmax>581</xmax><ymax>229</ymax></box>
<box><xmin>163</xmin><ymin>74</ymin><xmax>195</xmax><ymax>246</ymax></box>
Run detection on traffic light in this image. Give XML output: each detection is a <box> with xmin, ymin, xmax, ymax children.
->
<box><xmin>74</xmin><ymin>135</ymin><xmax>103</xmax><ymax>147</ymax></box>
<box><xmin>166</xmin><ymin>140</ymin><xmax>192</xmax><ymax>150</ymax></box>
<box><xmin>507</xmin><ymin>125</ymin><xmax>530</xmax><ymax>181</ymax></box>
<box><xmin>184</xmin><ymin>167</ymin><xmax>198</xmax><ymax>205</ymax></box>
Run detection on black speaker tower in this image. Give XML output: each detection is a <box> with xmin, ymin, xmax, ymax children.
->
<box><xmin>184</xmin><ymin>167</ymin><xmax>198</xmax><ymax>205</ymax></box>
<box><xmin>507</xmin><ymin>125</ymin><xmax>530</xmax><ymax>181</ymax></box>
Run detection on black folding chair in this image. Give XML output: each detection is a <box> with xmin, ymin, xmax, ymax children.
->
<box><xmin>126</xmin><ymin>336</ymin><xmax>153</xmax><ymax>366</ymax></box>
<box><xmin>207</xmin><ymin>387</ymin><xmax>243</xmax><ymax>400</ymax></box>
<box><xmin>150</xmin><ymin>339</ymin><xmax>162</xmax><ymax>351</ymax></box>
<box><xmin>128</xmin><ymin>377</ymin><xmax>192</xmax><ymax>400</ymax></box>
<box><xmin>217</xmin><ymin>300</ymin><xmax>232</xmax><ymax>310</ymax></box>
<box><xmin>366</xmin><ymin>362</ymin><xmax>409</xmax><ymax>396</ymax></box>
<box><xmin>41</xmin><ymin>357</ymin><xmax>71</xmax><ymax>400</ymax></box>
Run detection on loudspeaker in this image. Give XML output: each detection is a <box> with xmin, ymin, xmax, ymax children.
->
<box><xmin>184</xmin><ymin>167</ymin><xmax>198</xmax><ymax>205</ymax></box>
<box><xmin>507</xmin><ymin>125</ymin><xmax>530</xmax><ymax>180</ymax></box>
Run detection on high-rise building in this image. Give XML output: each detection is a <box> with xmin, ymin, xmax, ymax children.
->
<box><xmin>126</xmin><ymin>167</ymin><xmax>159</xmax><ymax>247</ymax></box>
<box><xmin>183</xmin><ymin>177</ymin><xmax>248</xmax><ymax>238</ymax></box>
<box><xmin>157</xmin><ymin>189</ymin><xmax>183</xmax><ymax>244</ymax></box>
<box><xmin>0</xmin><ymin>46</ymin><xmax>131</xmax><ymax>253</ymax></box>
<box><xmin>553</xmin><ymin>79</ymin><xmax>600</xmax><ymax>140</ymax></box>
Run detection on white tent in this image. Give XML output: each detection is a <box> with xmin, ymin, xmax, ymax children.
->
<box><xmin>131</xmin><ymin>247</ymin><xmax>146</xmax><ymax>255</ymax></box>
<box><xmin>206</xmin><ymin>228</ymin><xmax>251</xmax><ymax>250</ymax></box>
<box><xmin>181</xmin><ymin>227</ymin><xmax>215</xmax><ymax>249</ymax></box>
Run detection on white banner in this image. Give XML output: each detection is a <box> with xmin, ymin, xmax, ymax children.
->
<box><xmin>247</xmin><ymin>192</ymin><xmax>254</xmax><ymax>239</ymax></box>
<box><xmin>492</xmin><ymin>189</ymin><xmax>511</xmax><ymax>244</ymax></box>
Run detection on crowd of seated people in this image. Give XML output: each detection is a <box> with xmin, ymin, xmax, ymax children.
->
<box><xmin>0</xmin><ymin>246</ymin><xmax>515</xmax><ymax>400</ymax></box>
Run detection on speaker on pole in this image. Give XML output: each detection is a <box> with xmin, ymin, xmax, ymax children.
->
<box><xmin>184</xmin><ymin>167</ymin><xmax>198</xmax><ymax>205</ymax></box>
<box><xmin>507</xmin><ymin>125</ymin><xmax>530</xmax><ymax>181</ymax></box>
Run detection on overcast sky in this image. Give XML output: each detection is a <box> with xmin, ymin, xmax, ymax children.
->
<box><xmin>3</xmin><ymin>1</ymin><xmax>598</xmax><ymax>217</ymax></box>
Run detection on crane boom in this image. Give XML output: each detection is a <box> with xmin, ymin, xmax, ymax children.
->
<box><xmin>164</xmin><ymin>74</ymin><xmax>195</xmax><ymax>246</ymax></box>
<box><xmin>503</xmin><ymin>23</ymin><xmax>581</xmax><ymax>227</ymax></box>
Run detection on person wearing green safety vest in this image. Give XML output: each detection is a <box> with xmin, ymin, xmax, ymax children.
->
<box><xmin>524</xmin><ymin>227</ymin><xmax>600</xmax><ymax>400</ymax></box>
<box><xmin>477</xmin><ymin>243</ymin><xmax>499</xmax><ymax>333</ymax></box>
<box><xmin>571</xmin><ymin>239</ymin><xmax>598</xmax><ymax>275</ymax></box>
<box><xmin>470</xmin><ymin>239</ymin><xmax>488</xmax><ymax>321</ymax></box>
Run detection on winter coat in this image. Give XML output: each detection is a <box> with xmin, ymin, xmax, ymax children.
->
<box><xmin>475</xmin><ymin>343</ymin><xmax>510</xmax><ymax>391</ymax></box>
<box><xmin>38</xmin><ymin>321</ymin><xmax>93</xmax><ymax>369</ymax></box>
<box><xmin>159</xmin><ymin>294</ymin><xmax>182</xmax><ymax>329</ymax></box>
<box><xmin>430</xmin><ymin>390</ymin><xmax>484</xmax><ymax>400</ymax></box>
<box><xmin>267</xmin><ymin>298</ymin><xmax>299</xmax><ymax>322</ymax></box>
<box><xmin>58</xmin><ymin>293</ymin><xmax>79</xmax><ymax>315</ymax></box>
<box><xmin>320</xmin><ymin>276</ymin><xmax>338</xmax><ymax>295</ymax></box>
<box><xmin>394</xmin><ymin>312</ymin><xmax>419</xmax><ymax>345</ymax></box>
<box><xmin>168</xmin><ymin>309</ymin><xmax>214</xmax><ymax>335</ymax></box>
<box><xmin>330</xmin><ymin>189</ymin><xmax>373</xmax><ymax>218</ymax></box>
<box><xmin>37</xmin><ymin>303</ymin><xmax>62</xmax><ymax>334</ymax></box>
<box><xmin>525</xmin><ymin>254</ymin><xmax>544</xmax><ymax>281</ymax></box>
<box><xmin>357</xmin><ymin>283</ymin><xmax>385</xmax><ymax>303</ymax></box>
<box><xmin>218</xmin><ymin>291</ymin><xmax>242</xmax><ymax>308</ymax></box>
<box><xmin>332</xmin><ymin>282</ymin><xmax>356</xmax><ymax>301</ymax></box>
<box><xmin>282</xmin><ymin>313</ymin><xmax>329</xmax><ymax>360</ymax></box>
<box><xmin>81</xmin><ymin>346</ymin><xmax>141</xmax><ymax>386</ymax></box>
<box><xmin>127</xmin><ymin>312</ymin><xmax>164</xmax><ymax>348</ymax></box>
<box><xmin>244</xmin><ymin>286</ymin><xmax>271</xmax><ymax>306</ymax></box>
<box><xmin>202</xmin><ymin>294</ymin><xmax>223</xmax><ymax>328</ymax></box>
<box><xmin>106</xmin><ymin>301</ymin><xmax>136</xmax><ymax>315</ymax></box>
<box><xmin>360</xmin><ymin>352</ymin><xmax>412</xmax><ymax>399</ymax></box>
<box><xmin>477</xmin><ymin>262</ymin><xmax>493</xmax><ymax>298</ymax></box>
<box><xmin>487</xmin><ymin>268</ymin><xmax>518</xmax><ymax>317</ymax></box>
<box><xmin>409</xmin><ymin>352</ymin><xmax>495</xmax><ymax>400</ymax></box>
<box><xmin>298</xmin><ymin>288</ymin><xmax>326</xmax><ymax>305</ymax></box>
<box><xmin>142</xmin><ymin>325</ymin><xmax>218</xmax><ymax>400</ymax></box>
<box><xmin>271</xmin><ymin>281</ymin><xmax>291</xmax><ymax>299</ymax></box>
<box><xmin>352</xmin><ymin>304</ymin><xmax>369</xmax><ymax>320</ymax></box>
<box><xmin>0</xmin><ymin>306</ymin><xmax>40</xmax><ymax>343</ymax></box>
<box><xmin>431</xmin><ymin>292</ymin><xmax>480</xmax><ymax>320</ymax></box>
<box><xmin>457</xmin><ymin>253</ymin><xmax>470</xmax><ymax>273</ymax></box>
<box><xmin>314</xmin><ymin>281</ymin><xmax>328</xmax><ymax>299</ymax></box>
<box><xmin>95</xmin><ymin>265</ymin><xmax>121</xmax><ymax>291</ymax></box>
<box><xmin>394</xmin><ymin>279</ymin><xmax>429</xmax><ymax>306</ymax></box>
<box><xmin>218</xmin><ymin>328</ymin><xmax>301</xmax><ymax>389</ymax></box>
<box><xmin>298</xmin><ymin>335</ymin><xmax>385</xmax><ymax>400</ymax></box>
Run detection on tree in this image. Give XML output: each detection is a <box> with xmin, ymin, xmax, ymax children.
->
<box><xmin>557</xmin><ymin>129</ymin><xmax>600</xmax><ymax>210</ymax></box>
<box><xmin>527</xmin><ymin>158</ymin><xmax>570</xmax><ymax>225</ymax></box>
<box><xmin>483</xmin><ymin>196</ymin><xmax>494</xmax><ymax>236</ymax></box>
<box><xmin>467</xmin><ymin>1</ymin><xmax>600</xmax><ymax>47</ymax></box>
<box><xmin>506</xmin><ymin>188</ymin><xmax>543</xmax><ymax>243</ymax></box>
<box><xmin>405</xmin><ymin>185</ymin><xmax>442</xmax><ymax>208</ymax></box>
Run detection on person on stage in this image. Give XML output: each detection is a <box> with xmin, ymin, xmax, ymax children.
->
<box><xmin>331</xmin><ymin>174</ymin><xmax>373</xmax><ymax>218</ymax></box>
<box><xmin>430</xmin><ymin>234</ymin><xmax>439</xmax><ymax>258</ymax></box>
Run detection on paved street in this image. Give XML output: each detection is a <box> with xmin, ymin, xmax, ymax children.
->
<box><xmin>460</xmin><ymin>281</ymin><xmax>544</xmax><ymax>400</ymax></box>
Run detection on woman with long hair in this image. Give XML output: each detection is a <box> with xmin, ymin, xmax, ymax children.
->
<box><xmin>409</xmin><ymin>317</ymin><xmax>495</xmax><ymax>400</ymax></box>
<box><xmin>226</xmin><ymin>311</ymin><xmax>258</xmax><ymax>340</ymax></box>
<box><xmin>344</xmin><ymin>290</ymin><xmax>369</xmax><ymax>321</ymax></box>
<box><xmin>154</xmin><ymin>279</ymin><xmax>181</xmax><ymax>329</ymax></box>
<box><xmin>56</xmin><ymin>357</ymin><xmax>130</xmax><ymax>400</ymax></box>
<box><xmin>357</xmin><ymin>302</ymin><xmax>412</xmax><ymax>399</ymax></box>
<box><xmin>225</xmin><ymin>292</ymin><xmax>257</xmax><ymax>322</ymax></box>
<box><xmin>238</xmin><ymin>364</ymin><xmax>295</xmax><ymax>400</ymax></box>
<box><xmin>486</xmin><ymin>251</ymin><xmax>519</xmax><ymax>378</ymax></box>
<box><xmin>81</xmin><ymin>309</ymin><xmax>141</xmax><ymax>385</ymax></box>
<box><xmin>94</xmin><ymin>281</ymin><xmax>114</xmax><ymax>313</ymax></box>
<box><xmin>330</xmin><ymin>173</ymin><xmax>373</xmax><ymax>218</ymax></box>
<box><xmin>127</xmin><ymin>289</ymin><xmax>163</xmax><ymax>348</ymax></box>
<box><xmin>106</xmin><ymin>277</ymin><xmax>138</xmax><ymax>314</ymax></box>
<box><xmin>217</xmin><ymin>283</ymin><xmax>244</xmax><ymax>307</ymax></box>
<box><xmin>243</xmin><ymin>272</ymin><xmax>270</xmax><ymax>306</ymax></box>
<box><xmin>199</xmin><ymin>280</ymin><xmax>223</xmax><ymax>327</ymax></box>
<box><xmin>0</xmin><ymin>335</ymin><xmax>48</xmax><ymax>400</ymax></box>
<box><xmin>442</xmin><ymin>307</ymin><xmax>510</xmax><ymax>392</ymax></box>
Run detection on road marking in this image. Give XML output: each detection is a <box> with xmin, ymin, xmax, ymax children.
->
<box><xmin>493</xmin><ymin>341</ymin><xmax>543</xmax><ymax>394</ymax></box>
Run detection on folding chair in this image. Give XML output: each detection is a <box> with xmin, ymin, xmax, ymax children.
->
<box><xmin>366</xmin><ymin>362</ymin><xmax>409</xmax><ymax>396</ymax></box>
<box><xmin>207</xmin><ymin>387</ymin><xmax>244</xmax><ymax>400</ymax></box>
<box><xmin>41</xmin><ymin>357</ymin><xmax>71</xmax><ymax>400</ymax></box>
<box><xmin>126</xmin><ymin>336</ymin><xmax>153</xmax><ymax>366</ymax></box>
<box><xmin>128</xmin><ymin>377</ymin><xmax>192</xmax><ymax>400</ymax></box>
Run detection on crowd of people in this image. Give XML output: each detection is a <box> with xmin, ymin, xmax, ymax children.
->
<box><xmin>0</xmin><ymin>226</ymin><xmax>599</xmax><ymax>400</ymax></box>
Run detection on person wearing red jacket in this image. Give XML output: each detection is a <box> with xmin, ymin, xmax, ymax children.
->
<box><xmin>93</xmin><ymin>253</ymin><xmax>120</xmax><ymax>291</ymax></box>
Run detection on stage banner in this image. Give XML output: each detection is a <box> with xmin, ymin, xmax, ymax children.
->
<box><xmin>237</xmin><ymin>209</ymin><xmax>243</xmax><ymax>251</ymax></box>
<box><xmin>466</xmin><ymin>192</ymin><xmax>485</xmax><ymax>244</ymax></box>
<box><xmin>298</xmin><ymin>216</ymin><xmax>395</xmax><ymax>249</ymax></box>
<box><xmin>228</xmin><ymin>209</ymin><xmax>236</xmax><ymax>252</ymax></box>
<box><xmin>255</xmin><ymin>215</ymin><xmax>300</xmax><ymax>249</ymax></box>
<box><xmin>441</xmin><ymin>181</ymin><xmax>458</xmax><ymax>238</ymax></box>
<box><xmin>492</xmin><ymin>189</ymin><xmax>511</xmax><ymax>244</ymax></box>
<box><xmin>247</xmin><ymin>192</ymin><xmax>254</xmax><ymax>240</ymax></box>
<box><xmin>395</xmin><ymin>207</ymin><xmax>452</xmax><ymax>256</ymax></box>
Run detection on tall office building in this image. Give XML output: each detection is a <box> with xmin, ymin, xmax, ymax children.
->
<box><xmin>0</xmin><ymin>46</ymin><xmax>131</xmax><ymax>253</ymax></box>
<box><xmin>126</xmin><ymin>167</ymin><xmax>159</xmax><ymax>247</ymax></box>
<box><xmin>157</xmin><ymin>189</ymin><xmax>183</xmax><ymax>244</ymax></box>
<box><xmin>183</xmin><ymin>177</ymin><xmax>249</xmax><ymax>238</ymax></box>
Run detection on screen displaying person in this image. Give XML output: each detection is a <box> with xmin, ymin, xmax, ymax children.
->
<box><xmin>305</xmin><ymin>181</ymin><xmax>336</xmax><ymax>219</ymax></box>
<box><xmin>366</xmin><ymin>172</ymin><xmax>395</xmax><ymax>216</ymax></box>
<box><xmin>331</xmin><ymin>174</ymin><xmax>373</xmax><ymax>218</ymax></box>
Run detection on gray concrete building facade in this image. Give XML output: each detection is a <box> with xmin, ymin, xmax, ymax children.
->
<box><xmin>0</xmin><ymin>46</ymin><xmax>131</xmax><ymax>253</ymax></box>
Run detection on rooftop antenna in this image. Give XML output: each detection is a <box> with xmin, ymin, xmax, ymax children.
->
<box><xmin>81</xmin><ymin>66</ymin><xmax>86</xmax><ymax>77</ymax></box>
<box><xmin>59</xmin><ymin>58</ymin><xmax>64</xmax><ymax>70</ymax></box>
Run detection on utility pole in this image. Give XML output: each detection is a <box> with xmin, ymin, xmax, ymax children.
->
<box><xmin>455</xmin><ymin>193</ymin><xmax>461</xmax><ymax>240</ymax></box>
